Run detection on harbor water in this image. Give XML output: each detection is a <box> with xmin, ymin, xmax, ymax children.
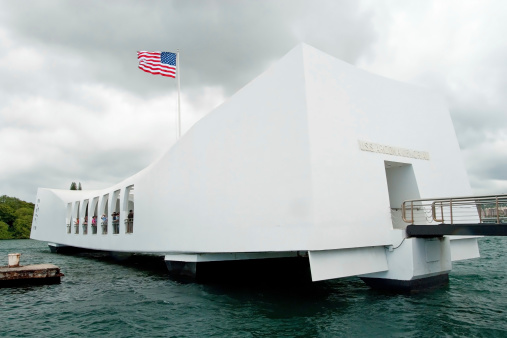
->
<box><xmin>1</xmin><ymin>238</ymin><xmax>506</xmax><ymax>337</ymax></box>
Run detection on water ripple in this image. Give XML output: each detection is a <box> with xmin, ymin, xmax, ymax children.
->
<box><xmin>1</xmin><ymin>238</ymin><xmax>506</xmax><ymax>337</ymax></box>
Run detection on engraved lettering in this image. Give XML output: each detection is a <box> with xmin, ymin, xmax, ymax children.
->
<box><xmin>358</xmin><ymin>140</ymin><xmax>430</xmax><ymax>161</ymax></box>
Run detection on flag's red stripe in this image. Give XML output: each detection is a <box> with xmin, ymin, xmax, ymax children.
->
<box><xmin>138</xmin><ymin>64</ymin><xmax>176</xmax><ymax>76</ymax></box>
<box><xmin>137</xmin><ymin>51</ymin><xmax>160</xmax><ymax>57</ymax></box>
<box><xmin>138</xmin><ymin>65</ymin><xmax>176</xmax><ymax>78</ymax></box>
<box><xmin>137</xmin><ymin>51</ymin><xmax>160</xmax><ymax>54</ymax></box>
<box><xmin>140</xmin><ymin>60</ymin><xmax>173</xmax><ymax>67</ymax></box>
<box><xmin>139</xmin><ymin>60</ymin><xmax>175</xmax><ymax>70</ymax></box>
<box><xmin>137</xmin><ymin>51</ymin><xmax>177</xmax><ymax>78</ymax></box>
<box><xmin>138</xmin><ymin>56</ymin><xmax>159</xmax><ymax>61</ymax></box>
<box><xmin>137</xmin><ymin>55</ymin><xmax>159</xmax><ymax>60</ymax></box>
<box><xmin>137</xmin><ymin>53</ymin><xmax>161</xmax><ymax>60</ymax></box>
<box><xmin>139</xmin><ymin>63</ymin><xmax>176</xmax><ymax>74</ymax></box>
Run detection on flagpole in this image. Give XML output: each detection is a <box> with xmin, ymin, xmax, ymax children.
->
<box><xmin>176</xmin><ymin>49</ymin><xmax>181</xmax><ymax>139</ymax></box>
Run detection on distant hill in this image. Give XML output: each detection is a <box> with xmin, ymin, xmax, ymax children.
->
<box><xmin>0</xmin><ymin>195</ymin><xmax>34</xmax><ymax>239</ymax></box>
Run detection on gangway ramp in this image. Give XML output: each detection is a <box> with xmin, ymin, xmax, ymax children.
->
<box><xmin>401</xmin><ymin>194</ymin><xmax>507</xmax><ymax>237</ymax></box>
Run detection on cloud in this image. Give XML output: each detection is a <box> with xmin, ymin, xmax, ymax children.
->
<box><xmin>0</xmin><ymin>0</ymin><xmax>379</xmax><ymax>202</ymax></box>
<box><xmin>358</xmin><ymin>0</ymin><xmax>507</xmax><ymax>194</ymax></box>
<box><xmin>2</xmin><ymin>0</ymin><xmax>376</xmax><ymax>96</ymax></box>
<box><xmin>1</xmin><ymin>0</ymin><xmax>506</xmax><ymax>202</ymax></box>
<box><xmin>0</xmin><ymin>83</ymin><xmax>225</xmax><ymax>201</ymax></box>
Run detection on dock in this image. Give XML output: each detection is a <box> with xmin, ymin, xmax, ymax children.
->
<box><xmin>0</xmin><ymin>264</ymin><xmax>64</xmax><ymax>287</ymax></box>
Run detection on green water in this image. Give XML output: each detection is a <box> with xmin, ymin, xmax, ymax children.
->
<box><xmin>1</xmin><ymin>238</ymin><xmax>506</xmax><ymax>337</ymax></box>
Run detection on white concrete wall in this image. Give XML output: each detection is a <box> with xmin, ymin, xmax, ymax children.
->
<box><xmin>31</xmin><ymin>44</ymin><xmax>478</xmax><ymax>263</ymax></box>
<box><xmin>361</xmin><ymin>236</ymin><xmax>452</xmax><ymax>281</ymax></box>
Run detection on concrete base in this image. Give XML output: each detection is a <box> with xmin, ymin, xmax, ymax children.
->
<box><xmin>165</xmin><ymin>256</ymin><xmax>312</xmax><ymax>283</ymax></box>
<box><xmin>361</xmin><ymin>273</ymin><xmax>449</xmax><ymax>293</ymax></box>
<box><xmin>0</xmin><ymin>276</ymin><xmax>62</xmax><ymax>288</ymax></box>
<box><xmin>165</xmin><ymin>260</ymin><xmax>197</xmax><ymax>279</ymax></box>
<box><xmin>0</xmin><ymin>264</ymin><xmax>64</xmax><ymax>288</ymax></box>
<box><xmin>48</xmin><ymin>243</ymin><xmax>77</xmax><ymax>253</ymax></box>
<box><xmin>48</xmin><ymin>243</ymin><xmax>98</xmax><ymax>254</ymax></box>
<box><xmin>109</xmin><ymin>251</ymin><xmax>134</xmax><ymax>262</ymax></box>
<box><xmin>357</xmin><ymin>234</ymin><xmax>455</xmax><ymax>292</ymax></box>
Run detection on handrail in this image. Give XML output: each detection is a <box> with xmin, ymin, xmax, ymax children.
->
<box><xmin>124</xmin><ymin>218</ymin><xmax>134</xmax><ymax>234</ymax></box>
<box><xmin>402</xmin><ymin>193</ymin><xmax>507</xmax><ymax>203</ymax></box>
<box><xmin>402</xmin><ymin>193</ymin><xmax>507</xmax><ymax>225</ymax></box>
<box><xmin>401</xmin><ymin>201</ymin><xmax>412</xmax><ymax>223</ymax></box>
<box><xmin>100</xmin><ymin>221</ymin><xmax>108</xmax><ymax>234</ymax></box>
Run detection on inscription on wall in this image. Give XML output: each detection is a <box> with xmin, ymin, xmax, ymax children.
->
<box><xmin>358</xmin><ymin>140</ymin><xmax>430</xmax><ymax>161</ymax></box>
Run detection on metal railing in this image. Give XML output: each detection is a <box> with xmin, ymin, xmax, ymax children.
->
<box><xmin>124</xmin><ymin>218</ymin><xmax>134</xmax><ymax>234</ymax></box>
<box><xmin>101</xmin><ymin>221</ymin><xmax>108</xmax><ymax>234</ymax></box>
<box><xmin>402</xmin><ymin>194</ymin><xmax>507</xmax><ymax>225</ymax></box>
<box><xmin>112</xmin><ymin>220</ymin><xmax>120</xmax><ymax>234</ymax></box>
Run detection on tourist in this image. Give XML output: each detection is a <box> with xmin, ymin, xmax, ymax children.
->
<box><xmin>127</xmin><ymin>210</ymin><xmax>134</xmax><ymax>233</ymax></box>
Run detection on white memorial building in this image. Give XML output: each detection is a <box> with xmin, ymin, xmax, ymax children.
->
<box><xmin>31</xmin><ymin>44</ymin><xmax>480</xmax><ymax>291</ymax></box>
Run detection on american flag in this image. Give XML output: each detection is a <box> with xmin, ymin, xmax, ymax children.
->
<box><xmin>137</xmin><ymin>51</ymin><xmax>177</xmax><ymax>78</ymax></box>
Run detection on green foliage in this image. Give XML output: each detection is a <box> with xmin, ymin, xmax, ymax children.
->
<box><xmin>70</xmin><ymin>182</ymin><xmax>82</xmax><ymax>190</ymax></box>
<box><xmin>0</xmin><ymin>204</ymin><xmax>16</xmax><ymax>225</ymax></box>
<box><xmin>0</xmin><ymin>221</ymin><xmax>12</xmax><ymax>239</ymax></box>
<box><xmin>13</xmin><ymin>216</ymin><xmax>32</xmax><ymax>238</ymax></box>
<box><xmin>15</xmin><ymin>207</ymin><xmax>33</xmax><ymax>218</ymax></box>
<box><xmin>0</xmin><ymin>195</ymin><xmax>34</xmax><ymax>240</ymax></box>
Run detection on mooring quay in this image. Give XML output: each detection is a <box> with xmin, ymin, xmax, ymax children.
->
<box><xmin>0</xmin><ymin>254</ymin><xmax>63</xmax><ymax>287</ymax></box>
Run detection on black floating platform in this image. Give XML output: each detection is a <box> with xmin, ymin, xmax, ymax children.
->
<box><xmin>166</xmin><ymin>256</ymin><xmax>312</xmax><ymax>284</ymax></box>
<box><xmin>406</xmin><ymin>223</ymin><xmax>507</xmax><ymax>237</ymax></box>
<box><xmin>361</xmin><ymin>273</ymin><xmax>449</xmax><ymax>293</ymax></box>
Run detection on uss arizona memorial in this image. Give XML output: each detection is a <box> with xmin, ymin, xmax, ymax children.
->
<box><xmin>31</xmin><ymin>44</ymin><xmax>483</xmax><ymax>290</ymax></box>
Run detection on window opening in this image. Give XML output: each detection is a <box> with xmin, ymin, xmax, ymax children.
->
<box><xmin>91</xmin><ymin>197</ymin><xmax>98</xmax><ymax>234</ymax></box>
<box><xmin>101</xmin><ymin>197</ymin><xmax>109</xmax><ymax>235</ymax></box>
<box><xmin>82</xmin><ymin>199</ymin><xmax>89</xmax><ymax>235</ymax></box>
<box><xmin>66</xmin><ymin>203</ymin><xmax>72</xmax><ymax>234</ymax></box>
<box><xmin>112</xmin><ymin>190</ymin><xmax>121</xmax><ymax>234</ymax></box>
<box><xmin>385</xmin><ymin>161</ymin><xmax>422</xmax><ymax>229</ymax></box>
<box><xmin>74</xmin><ymin>201</ymin><xmax>80</xmax><ymax>234</ymax></box>
<box><xmin>124</xmin><ymin>185</ymin><xmax>134</xmax><ymax>234</ymax></box>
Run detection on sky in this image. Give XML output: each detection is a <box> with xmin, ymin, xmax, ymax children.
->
<box><xmin>0</xmin><ymin>0</ymin><xmax>506</xmax><ymax>203</ymax></box>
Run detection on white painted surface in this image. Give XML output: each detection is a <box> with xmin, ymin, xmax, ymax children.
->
<box><xmin>362</xmin><ymin>236</ymin><xmax>452</xmax><ymax>281</ymax></box>
<box><xmin>385</xmin><ymin>163</ymin><xmax>421</xmax><ymax>208</ymax></box>
<box><xmin>309</xmin><ymin>247</ymin><xmax>388</xmax><ymax>281</ymax></box>
<box><xmin>31</xmin><ymin>44</ymin><xmax>479</xmax><ymax>282</ymax></box>
<box><xmin>450</xmin><ymin>238</ymin><xmax>480</xmax><ymax>261</ymax></box>
<box><xmin>164</xmin><ymin>251</ymin><xmax>301</xmax><ymax>263</ymax></box>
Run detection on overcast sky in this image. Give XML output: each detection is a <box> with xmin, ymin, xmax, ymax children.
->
<box><xmin>1</xmin><ymin>0</ymin><xmax>506</xmax><ymax>203</ymax></box>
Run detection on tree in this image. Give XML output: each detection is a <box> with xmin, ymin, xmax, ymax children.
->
<box><xmin>0</xmin><ymin>221</ymin><xmax>12</xmax><ymax>239</ymax></box>
<box><xmin>78</xmin><ymin>182</ymin><xmax>82</xmax><ymax>190</ymax></box>
<box><xmin>12</xmin><ymin>216</ymin><xmax>32</xmax><ymax>238</ymax></box>
<box><xmin>70</xmin><ymin>182</ymin><xmax>77</xmax><ymax>190</ymax></box>
<box><xmin>15</xmin><ymin>207</ymin><xmax>33</xmax><ymax>218</ymax></box>
<box><xmin>0</xmin><ymin>204</ymin><xmax>15</xmax><ymax>226</ymax></box>
<box><xmin>0</xmin><ymin>195</ymin><xmax>35</xmax><ymax>239</ymax></box>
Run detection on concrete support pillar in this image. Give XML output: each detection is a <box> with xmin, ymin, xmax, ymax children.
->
<box><xmin>360</xmin><ymin>236</ymin><xmax>452</xmax><ymax>292</ymax></box>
